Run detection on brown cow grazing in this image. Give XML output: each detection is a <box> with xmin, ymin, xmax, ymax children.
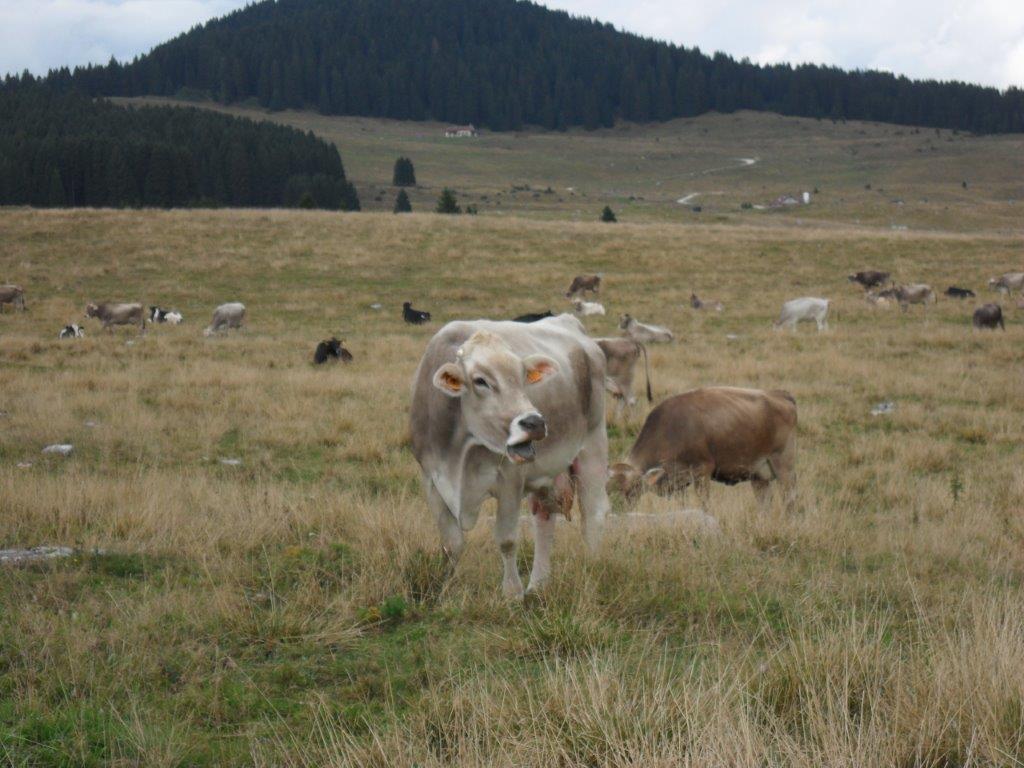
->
<box><xmin>848</xmin><ymin>270</ymin><xmax>890</xmax><ymax>290</ymax></box>
<box><xmin>690</xmin><ymin>292</ymin><xmax>724</xmax><ymax>312</ymax></box>
<box><xmin>891</xmin><ymin>284</ymin><xmax>936</xmax><ymax>312</ymax></box>
<box><xmin>608</xmin><ymin>387</ymin><xmax>797</xmax><ymax>512</ymax></box>
<box><xmin>0</xmin><ymin>284</ymin><xmax>26</xmax><ymax>312</ymax></box>
<box><xmin>972</xmin><ymin>303</ymin><xmax>1005</xmax><ymax>330</ymax></box>
<box><xmin>84</xmin><ymin>302</ymin><xmax>145</xmax><ymax>330</ymax></box>
<box><xmin>565</xmin><ymin>273</ymin><xmax>602</xmax><ymax>299</ymax></box>
<box><xmin>594</xmin><ymin>338</ymin><xmax>652</xmax><ymax>417</ymax></box>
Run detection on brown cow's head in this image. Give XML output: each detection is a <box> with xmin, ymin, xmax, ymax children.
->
<box><xmin>607</xmin><ymin>462</ymin><xmax>665</xmax><ymax>500</ymax></box>
<box><xmin>432</xmin><ymin>331</ymin><xmax>558</xmax><ymax>464</ymax></box>
<box><xmin>84</xmin><ymin>303</ymin><xmax>99</xmax><ymax>318</ymax></box>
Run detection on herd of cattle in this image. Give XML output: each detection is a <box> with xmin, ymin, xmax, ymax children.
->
<box><xmin>406</xmin><ymin>268</ymin><xmax>1021</xmax><ymax>594</ymax></box>
<box><xmin>1</xmin><ymin>267</ymin><xmax>1021</xmax><ymax>596</ymax></box>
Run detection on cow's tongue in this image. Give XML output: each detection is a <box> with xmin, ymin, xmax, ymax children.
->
<box><xmin>507</xmin><ymin>440</ymin><xmax>536</xmax><ymax>463</ymax></box>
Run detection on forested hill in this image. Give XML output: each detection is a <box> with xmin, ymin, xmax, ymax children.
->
<box><xmin>0</xmin><ymin>83</ymin><xmax>360</xmax><ymax>210</ymax></box>
<box><xmin>55</xmin><ymin>0</ymin><xmax>1023</xmax><ymax>134</ymax></box>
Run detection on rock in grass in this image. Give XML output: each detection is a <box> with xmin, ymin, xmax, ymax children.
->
<box><xmin>42</xmin><ymin>444</ymin><xmax>73</xmax><ymax>456</ymax></box>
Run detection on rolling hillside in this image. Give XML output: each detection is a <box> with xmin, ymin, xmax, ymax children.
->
<box><xmin>124</xmin><ymin>98</ymin><xmax>1024</xmax><ymax>233</ymax></box>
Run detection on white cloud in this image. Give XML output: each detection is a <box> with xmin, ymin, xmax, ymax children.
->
<box><xmin>0</xmin><ymin>0</ymin><xmax>248</xmax><ymax>76</ymax></box>
<box><xmin>1</xmin><ymin>0</ymin><xmax>1021</xmax><ymax>90</ymax></box>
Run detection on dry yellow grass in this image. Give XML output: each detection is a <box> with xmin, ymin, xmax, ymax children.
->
<box><xmin>1</xmin><ymin>208</ymin><xmax>1023</xmax><ymax>765</ymax></box>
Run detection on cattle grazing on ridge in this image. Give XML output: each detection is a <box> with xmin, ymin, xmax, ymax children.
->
<box><xmin>890</xmin><ymin>284</ymin><xmax>936</xmax><ymax>311</ymax></box>
<box><xmin>972</xmin><ymin>304</ymin><xmax>1005</xmax><ymax>330</ymax></box>
<box><xmin>848</xmin><ymin>271</ymin><xmax>891</xmax><ymax>290</ymax></box>
<box><xmin>944</xmin><ymin>286</ymin><xmax>975</xmax><ymax>299</ymax></box>
<box><xmin>608</xmin><ymin>387</ymin><xmax>797</xmax><ymax>512</ymax></box>
<box><xmin>313</xmin><ymin>337</ymin><xmax>353</xmax><ymax>364</ymax></box>
<box><xmin>988</xmin><ymin>272</ymin><xmax>1024</xmax><ymax>295</ymax></box>
<box><xmin>572</xmin><ymin>299</ymin><xmax>606</xmax><ymax>317</ymax></box>
<box><xmin>403</xmin><ymin>302</ymin><xmax>432</xmax><ymax>325</ymax></box>
<box><xmin>150</xmin><ymin>306</ymin><xmax>183</xmax><ymax>324</ymax></box>
<box><xmin>775</xmin><ymin>298</ymin><xmax>829</xmax><ymax>331</ymax></box>
<box><xmin>0</xmin><ymin>284</ymin><xmax>26</xmax><ymax>312</ymax></box>
<box><xmin>595</xmin><ymin>338</ymin><xmax>652</xmax><ymax>417</ymax></box>
<box><xmin>690</xmin><ymin>293</ymin><xmax>724</xmax><ymax>312</ymax></box>
<box><xmin>85</xmin><ymin>302</ymin><xmax>145</xmax><ymax>330</ymax></box>
<box><xmin>203</xmin><ymin>302</ymin><xmax>246</xmax><ymax>336</ymax></box>
<box><xmin>513</xmin><ymin>310</ymin><xmax>554</xmax><ymax>323</ymax></box>
<box><xmin>58</xmin><ymin>324</ymin><xmax>85</xmax><ymax>339</ymax></box>
<box><xmin>410</xmin><ymin>314</ymin><xmax>610</xmax><ymax>597</ymax></box>
<box><xmin>565</xmin><ymin>273</ymin><xmax>602</xmax><ymax>299</ymax></box>
<box><xmin>619</xmin><ymin>314</ymin><xmax>673</xmax><ymax>343</ymax></box>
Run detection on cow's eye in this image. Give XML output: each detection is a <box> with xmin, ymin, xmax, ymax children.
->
<box><xmin>473</xmin><ymin>377</ymin><xmax>490</xmax><ymax>390</ymax></box>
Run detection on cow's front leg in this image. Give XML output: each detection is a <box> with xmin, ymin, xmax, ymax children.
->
<box><xmin>494</xmin><ymin>479</ymin><xmax>525</xmax><ymax>599</ymax></box>
<box><xmin>576</xmin><ymin>428</ymin><xmax>611</xmax><ymax>553</ymax></box>
<box><xmin>426</xmin><ymin>481</ymin><xmax>464</xmax><ymax>561</ymax></box>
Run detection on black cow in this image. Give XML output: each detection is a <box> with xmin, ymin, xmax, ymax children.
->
<box><xmin>847</xmin><ymin>270</ymin><xmax>891</xmax><ymax>290</ymax></box>
<box><xmin>313</xmin><ymin>337</ymin><xmax>353</xmax><ymax>364</ymax></box>
<box><xmin>512</xmin><ymin>310</ymin><xmax>554</xmax><ymax>323</ymax></box>
<box><xmin>944</xmin><ymin>286</ymin><xmax>975</xmax><ymax>299</ymax></box>
<box><xmin>58</xmin><ymin>324</ymin><xmax>85</xmax><ymax>339</ymax></box>
<box><xmin>972</xmin><ymin>304</ymin><xmax>1004</xmax><ymax>330</ymax></box>
<box><xmin>403</xmin><ymin>302</ymin><xmax>431</xmax><ymax>325</ymax></box>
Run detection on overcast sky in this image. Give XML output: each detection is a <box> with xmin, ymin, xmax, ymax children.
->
<box><xmin>1</xmin><ymin>0</ymin><xmax>1022</xmax><ymax>89</ymax></box>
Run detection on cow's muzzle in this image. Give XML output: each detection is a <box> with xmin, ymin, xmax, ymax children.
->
<box><xmin>506</xmin><ymin>412</ymin><xmax>547</xmax><ymax>464</ymax></box>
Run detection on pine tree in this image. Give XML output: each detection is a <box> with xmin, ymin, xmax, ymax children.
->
<box><xmin>392</xmin><ymin>157</ymin><xmax>416</xmax><ymax>186</ymax></box>
<box><xmin>600</xmin><ymin>205</ymin><xmax>616</xmax><ymax>222</ymax></box>
<box><xmin>394</xmin><ymin>189</ymin><xmax>412</xmax><ymax>213</ymax></box>
<box><xmin>436</xmin><ymin>188</ymin><xmax>460</xmax><ymax>214</ymax></box>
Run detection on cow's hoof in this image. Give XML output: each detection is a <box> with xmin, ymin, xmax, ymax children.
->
<box><xmin>522</xmin><ymin>590</ymin><xmax>544</xmax><ymax>609</ymax></box>
<box><xmin>503</xmin><ymin>581</ymin><xmax>525</xmax><ymax>601</ymax></box>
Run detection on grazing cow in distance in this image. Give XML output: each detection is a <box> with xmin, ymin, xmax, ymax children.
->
<box><xmin>848</xmin><ymin>271</ymin><xmax>891</xmax><ymax>290</ymax></box>
<box><xmin>58</xmin><ymin>324</ymin><xmax>85</xmax><ymax>339</ymax></box>
<box><xmin>690</xmin><ymin>293</ymin><xmax>724</xmax><ymax>312</ymax></box>
<box><xmin>403</xmin><ymin>302</ymin><xmax>431</xmax><ymax>325</ymax></box>
<box><xmin>513</xmin><ymin>310</ymin><xmax>554</xmax><ymax>323</ymax></box>
<box><xmin>595</xmin><ymin>338</ymin><xmax>652</xmax><ymax>417</ymax></box>
<box><xmin>973</xmin><ymin>304</ymin><xmax>1005</xmax><ymax>330</ymax></box>
<box><xmin>410</xmin><ymin>315</ymin><xmax>611</xmax><ymax>597</ymax></box>
<box><xmin>989</xmin><ymin>272</ymin><xmax>1024</xmax><ymax>295</ymax></box>
<box><xmin>944</xmin><ymin>286</ymin><xmax>975</xmax><ymax>299</ymax></box>
<box><xmin>608</xmin><ymin>387</ymin><xmax>797</xmax><ymax>512</ymax></box>
<box><xmin>150</xmin><ymin>306</ymin><xmax>183</xmax><ymax>324</ymax></box>
<box><xmin>775</xmin><ymin>298</ymin><xmax>829</xmax><ymax>331</ymax></box>
<box><xmin>619</xmin><ymin>314</ymin><xmax>673</xmax><ymax>343</ymax></box>
<box><xmin>85</xmin><ymin>302</ymin><xmax>145</xmax><ymax>330</ymax></box>
<box><xmin>0</xmin><ymin>285</ymin><xmax>26</xmax><ymax>312</ymax></box>
<box><xmin>203</xmin><ymin>302</ymin><xmax>245</xmax><ymax>336</ymax></box>
<box><xmin>865</xmin><ymin>291</ymin><xmax>893</xmax><ymax>309</ymax></box>
<box><xmin>313</xmin><ymin>337</ymin><xmax>353</xmax><ymax>364</ymax></box>
<box><xmin>891</xmin><ymin>284</ymin><xmax>936</xmax><ymax>312</ymax></box>
<box><xmin>572</xmin><ymin>299</ymin><xmax>605</xmax><ymax>317</ymax></box>
<box><xmin>565</xmin><ymin>273</ymin><xmax>602</xmax><ymax>299</ymax></box>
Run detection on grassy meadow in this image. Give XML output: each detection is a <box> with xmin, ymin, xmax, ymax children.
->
<box><xmin>124</xmin><ymin>98</ymin><xmax>1024</xmax><ymax>233</ymax></box>
<box><xmin>1</xmin><ymin>205</ymin><xmax>1023</xmax><ymax>765</ymax></box>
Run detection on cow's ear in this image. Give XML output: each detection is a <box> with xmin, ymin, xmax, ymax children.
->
<box><xmin>433</xmin><ymin>363</ymin><xmax>466</xmax><ymax>397</ymax></box>
<box><xmin>523</xmin><ymin>355</ymin><xmax>559</xmax><ymax>385</ymax></box>
<box><xmin>643</xmin><ymin>467</ymin><xmax>666</xmax><ymax>486</ymax></box>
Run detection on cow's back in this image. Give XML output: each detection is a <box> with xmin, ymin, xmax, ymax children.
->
<box><xmin>631</xmin><ymin>387</ymin><xmax>796</xmax><ymax>472</ymax></box>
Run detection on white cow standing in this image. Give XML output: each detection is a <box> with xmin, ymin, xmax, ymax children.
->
<box><xmin>775</xmin><ymin>297</ymin><xmax>830</xmax><ymax>332</ymax></box>
<box><xmin>203</xmin><ymin>302</ymin><xmax>246</xmax><ymax>336</ymax></box>
<box><xmin>572</xmin><ymin>299</ymin><xmax>606</xmax><ymax>317</ymax></box>
<box><xmin>409</xmin><ymin>314</ymin><xmax>611</xmax><ymax>598</ymax></box>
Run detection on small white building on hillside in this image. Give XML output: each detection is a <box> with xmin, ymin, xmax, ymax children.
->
<box><xmin>444</xmin><ymin>124</ymin><xmax>478</xmax><ymax>138</ymax></box>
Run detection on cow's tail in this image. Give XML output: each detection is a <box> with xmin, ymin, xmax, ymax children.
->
<box><xmin>639</xmin><ymin>342</ymin><xmax>653</xmax><ymax>403</ymax></box>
